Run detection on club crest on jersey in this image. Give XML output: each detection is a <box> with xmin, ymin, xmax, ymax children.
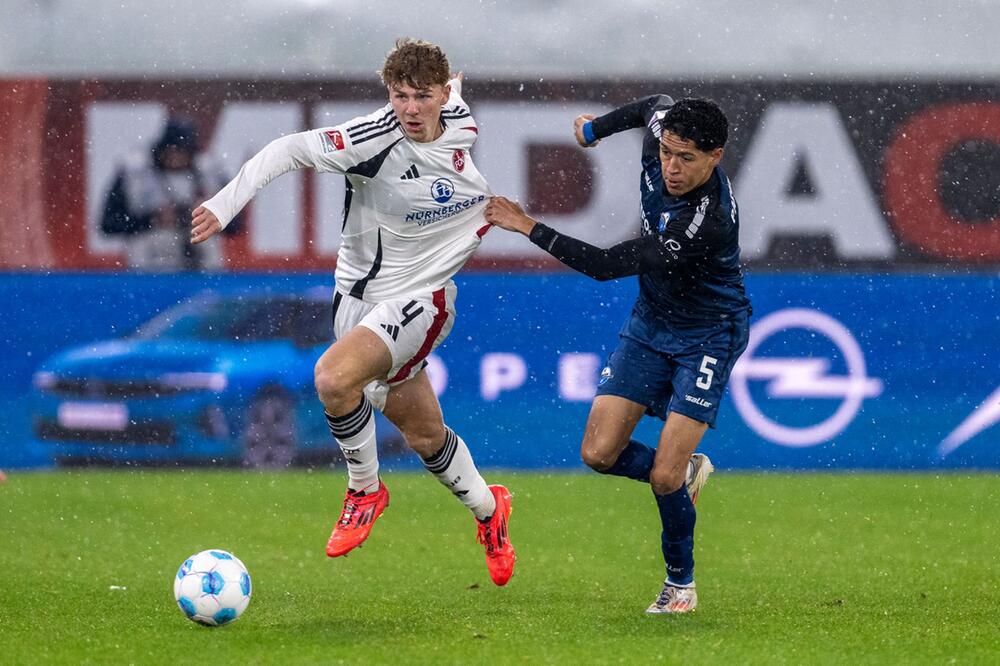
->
<box><xmin>431</xmin><ymin>178</ymin><xmax>455</xmax><ymax>204</ymax></box>
<box><xmin>452</xmin><ymin>149</ymin><xmax>465</xmax><ymax>172</ymax></box>
<box><xmin>658</xmin><ymin>212</ymin><xmax>671</xmax><ymax>233</ymax></box>
<box><xmin>321</xmin><ymin>130</ymin><xmax>345</xmax><ymax>152</ymax></box>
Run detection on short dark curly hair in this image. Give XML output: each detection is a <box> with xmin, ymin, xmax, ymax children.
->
<box><xmin>379</xmin><ymin>38</ymin><xmax>450</xmax><ymax>89</ymax></box>
<box><xmin>660</xmin><ymin>98</ymin><xmax>729</xmax><ymax>152</ymax></box>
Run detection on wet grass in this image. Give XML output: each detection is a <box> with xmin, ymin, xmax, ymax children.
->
<box><xmin>1</xmin><ymin>470</ymin><xmax>997</xmax><ymax>664</ymax></box>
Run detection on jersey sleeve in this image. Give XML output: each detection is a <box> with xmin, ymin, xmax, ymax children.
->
<box><xmin>200</xmin><ymin>109</ymin><xmax>388</xmax><ymax>229</ymax></box>
<box><xmin>527</xmin><ymin>202</ymin><xmax>721</xmax><ymax>282</ymax></box>
<box><xmin>590</xmin><ymin>94</ymin><xmax>674</xmax><ymax>141</ymax></box>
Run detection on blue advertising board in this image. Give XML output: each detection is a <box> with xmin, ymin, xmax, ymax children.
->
<box><xmin>2</xmin><ymin>272</ymin><xmax>997</xmax><ymax>470</ymax></box>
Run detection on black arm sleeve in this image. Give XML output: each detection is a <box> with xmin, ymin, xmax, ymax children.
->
<box><xmin>529</xmin><ymin>223</ymin><xmax>685</xmax><ymax>282</ymax></box>
<box><xmin>590</xmin><ymin>95</ymin><xmax>671</xmax><ymax>141</ymax></box>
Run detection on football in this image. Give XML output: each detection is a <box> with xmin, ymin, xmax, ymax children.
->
<box><xmin>173</xmin><ymin>549</ymin><xmax>252</xmax><ymax>626</ymax></box>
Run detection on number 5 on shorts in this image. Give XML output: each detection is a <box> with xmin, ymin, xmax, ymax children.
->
<box><xmin>696</xmin><ymin>355</ymin><xmax>718</xmax><ymax>390</ymax></box>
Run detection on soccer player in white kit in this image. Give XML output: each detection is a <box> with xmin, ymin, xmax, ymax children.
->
<box><xmin>189</xmin><ymin>39</ymin><xmax>515</xmax><ymax>586</ymax></box>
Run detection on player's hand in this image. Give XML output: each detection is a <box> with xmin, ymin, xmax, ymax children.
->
<box><xmin>485</xmin><ymin>196</ymin><xmax>535</xmax><ymax>236</ymax></box>
<box><xmin>574</xmin><ymin>114</ymin><xmax>600</xmax><ymax>147</ymax></box>
<box><xmin>190</xmin><ymin>206</ymin><xmax>222</xmax><ymax>244</ymax></box>
<box><xmin>449</xmin><ymin>71</ymin><xmax>464</xmax><ymax>96</ymax></box>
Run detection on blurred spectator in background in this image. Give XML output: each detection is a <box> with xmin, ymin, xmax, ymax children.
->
<box><xmin>101</xmin><ymin>116</ymin><xmax>241</xmax><ymax>271</ymax></box>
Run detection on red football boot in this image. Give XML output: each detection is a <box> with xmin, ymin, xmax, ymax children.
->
<box><xmin>326</xmin><ymin>482</ymin><xmax>390</xmax><ymax>557</ymax></box>
<box><xmin>476</xmin><ymin>485</ymin><xmax>516</xmax><ymax>586</ymax></box>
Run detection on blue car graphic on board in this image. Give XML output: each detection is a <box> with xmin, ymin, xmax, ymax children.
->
<box><xmin>29</xmin><ymin>288</ymin><xmax>401</xmax><ymax>467</ymax></box>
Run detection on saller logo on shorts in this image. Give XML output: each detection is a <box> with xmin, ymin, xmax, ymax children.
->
<box><xmin>684</xmin><ymin>395</ymin><xmax>712</xmax><ymax>408</ymax></box>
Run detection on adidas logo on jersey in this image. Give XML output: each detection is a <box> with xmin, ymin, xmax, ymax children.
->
<box><xmin>400</xmin><ymin>164</ymin><xmax>420</xmax><ymax>180</ymax></box>
<box><xmin>380</xmin><ymin>323</ymin><xmax>400</xmax><ymax>341</ymax></box>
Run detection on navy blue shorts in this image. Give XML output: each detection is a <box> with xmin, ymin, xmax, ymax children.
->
<box><xmin>595</xmin><ymin>305</ymin><xmax>749</xmax><ymax>428</ymax></box>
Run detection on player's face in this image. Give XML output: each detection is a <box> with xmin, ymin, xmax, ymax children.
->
<box><xmin>388</xmin><ymin>82</ymin><xmax>450</xmax><ymax>143</ymax></box>
<box><xmin>659</xmin><ymin>131</ymin><xmax>723</xmax><ymax>196</ymax></box>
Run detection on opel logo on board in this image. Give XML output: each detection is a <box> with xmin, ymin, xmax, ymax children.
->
<box><xmin>729</xmin><ymin>308</ymin><xmax>883</xmax><ymax>447</ymax></box>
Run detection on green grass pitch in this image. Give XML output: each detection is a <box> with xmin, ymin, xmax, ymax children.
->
<box><xmin>1</xmin><ymin>470</ymin><xmax>997</xmax><ymax>664</ymax></box>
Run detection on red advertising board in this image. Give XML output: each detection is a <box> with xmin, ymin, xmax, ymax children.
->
<box><xmin>2</xmin><ymin>78</ymin><xmax>998</xmax><ymax>270</ymax></box>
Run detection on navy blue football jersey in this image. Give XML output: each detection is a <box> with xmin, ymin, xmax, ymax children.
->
<box><xmin>594</xmin><ymin>95</ymin><xmax>751</xmax><ymax>323</ymax></box>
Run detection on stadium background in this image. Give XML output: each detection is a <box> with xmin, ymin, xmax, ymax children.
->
<box><xmin>1</xmin><ymin>4</ymin><xmax>998</xmax><ymax>664</ymax></box>
<box><xmin>1</xmin><ymin>0</ymin><xmax>998</xmax><ymax>472</ymax></box>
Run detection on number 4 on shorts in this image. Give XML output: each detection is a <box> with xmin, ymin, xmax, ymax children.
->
<box><xmin>400</xmin><ymin>300</ymin><xmax>425</xmax><ymax>327</ymax></box>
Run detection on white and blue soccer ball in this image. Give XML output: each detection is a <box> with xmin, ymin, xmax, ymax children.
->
<box><xmin>173</xmin><ymin>549</ymin><xmax>252</xmax><ymax>626</ymax></box>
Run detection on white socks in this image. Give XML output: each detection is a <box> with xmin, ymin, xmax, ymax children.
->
<box><xmin>421</xmin><ymin>427</ymin><xmax>495</xmax><ymax>521</ymax></box>
<box><xmin>328</xmin><ymin>404</ymin><xmax>493</xmax><ymax>520</ymax></box>
<box><xmin>325</xmin><ymin>399</ymin><xmax>379</xmax><ymax>493</ymax></box>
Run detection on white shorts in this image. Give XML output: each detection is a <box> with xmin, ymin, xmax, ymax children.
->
<box><xmin>332</xmin><ymin>282</ymin><xmax>457</xmax><ymax>410</ymax></box>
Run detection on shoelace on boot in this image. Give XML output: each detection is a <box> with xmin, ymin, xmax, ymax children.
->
<box><xmin>477</xmin><ymin>524</ymin><xmax>497</xmax><ymax>553</ymax></box>
<box><xmin>655</xmin><ymin>586</ymin><xmax>679</xmax><ymax>606</ymax></box>
<box><xmin>338</xmin><ymin>496</ymin><xmax>361</xmax><ymax>527</ymax></box>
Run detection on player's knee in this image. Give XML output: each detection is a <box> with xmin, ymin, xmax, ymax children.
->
<box><xmin>313</xmin><ymin>359</ymin><xmax>360</xmax><ymax>410</ymax></box>
<box><xmin>580</xmin><ymin>445</ymin><xmax>615</xmax><ymax>472</ymax></box>
<box><xmin>649</xmin><ymin>465</ymin><xmax>686</xmax><ymax>495</ymax></box>
<box><xmin>399</xmin><ymin>420</ymin><xmax>447</xmax><ymax>457</ymax></box>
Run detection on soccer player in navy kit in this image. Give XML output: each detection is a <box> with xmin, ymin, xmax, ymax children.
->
<box><xmin>485</xmin><ymin>97</ymin><xmax>750</xmax><ymax>613</ymax></box>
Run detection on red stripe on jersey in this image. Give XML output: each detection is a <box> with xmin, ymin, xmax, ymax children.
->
<box><xmin>388</xmin><ymin>289</ymin><xmax>448</xmax><ymax>384</ymax></box>
<box><xmin>476</xmin><ymin>224</ymin><xmax>492</xmax><ymax>237</ymax></box>
<box><xmin>460</xmin><ymin>126</ymin><xmax>478</xmax><ymax>133</ymax></box>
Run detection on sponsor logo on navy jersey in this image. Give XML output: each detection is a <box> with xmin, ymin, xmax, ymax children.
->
<box><xmin>658</xmin><ymin>212</ymin><xmax>671</xmax><ymax>233</ymax></box>
<box><xmin>431</xmin><ymin>178</ymin><xmax>455</xmax><ymax>203</ymax></box>
<box><xmin>657</xmin><ymin>236</ymin><xmax>682</xmax><ymax>258</ymax></box>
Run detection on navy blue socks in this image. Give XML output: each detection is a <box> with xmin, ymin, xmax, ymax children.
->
<box><xmin>654</xmin><ymin>485</ymin><xmax>696</xmax><ymax>585</ymax></box>
<box><xmin>596</xmin><ymin>440</ymin><xmax>697</xmax><ymax>584</ymax></box>
<box><xmin>598</xmin><ymin>439</ymin><xmax>656</xmax><ymax>482</ymax></box>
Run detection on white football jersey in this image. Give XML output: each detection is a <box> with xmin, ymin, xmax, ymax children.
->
<box><xmin>202</xmin><ymin>81</ymin><xmax>491</xmax><ymax>301</ymax></box>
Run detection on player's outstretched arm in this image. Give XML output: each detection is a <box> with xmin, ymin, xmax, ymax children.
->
<box><xmin>484</xmin><ymin>196</ymin><xmax>537</xmax><ymax>235</ymax></box>
<box><xmin>195</xmin><ymin>132</ymin><xmax>327</xmax><ymax>238</ymax></box>
<box><xmin>585</xmin><ymin>95</ymin><xmax>671</xmax><ymax>144</ymax></box>
<box><xmin>486</xmin><ymin>196</ymin><xmax>681</xmax><ymax>281</ymax></box>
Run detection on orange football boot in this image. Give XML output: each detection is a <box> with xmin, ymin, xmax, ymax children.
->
<box><xmin>476</xmin><ymin>484</ymin><xmax>516</xmax><ymax>586</ymax></box>
<box><xmin>326</xmin><ymin>482</ymin><xmax>390</xmax><ymax>557</ymax></box>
